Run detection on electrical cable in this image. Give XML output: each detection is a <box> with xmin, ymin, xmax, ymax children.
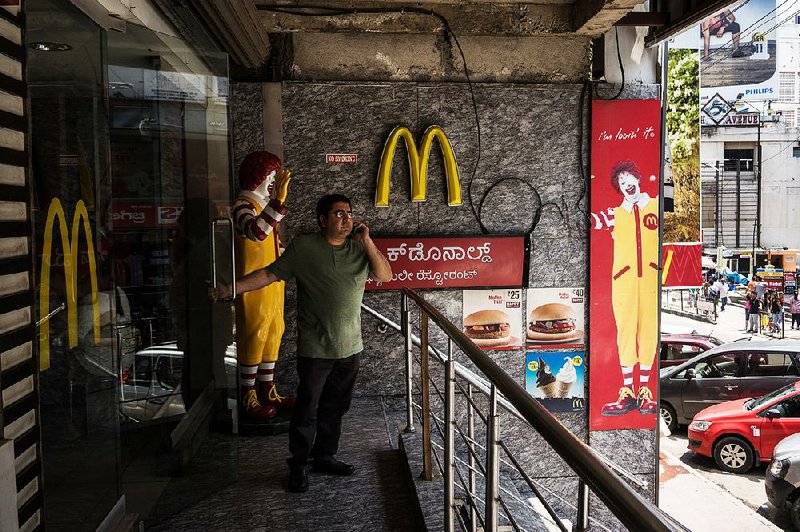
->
<box><xmin>254</xmin><ymin>4</ymin><xmax>561</xmax><ymax>236</ymax></box>
<box><xmin>574</xmin><ymin>81</ymin><xmax>592</xmax><ymax>228</ymax></box>
<box><xmin>700</xmin><ymin>0</ymin><xmax>799</xmax><ymax>73</ymax></box>
<box><xmin>594</xmin><ymin>28</ymin><xmax>625</xmax><ymax>100</ymax></box>
<box><xmin>699</xmin><ymin>0</ymin><xmax>784</xmax><ymax>70</ymax></box>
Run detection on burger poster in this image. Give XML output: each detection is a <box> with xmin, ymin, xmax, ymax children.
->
<box><xmin>589</xmin><ymin>99</ymin><xmax>661</xmax><ymax>431</ymax></box>
<box><xmin>525</xmin><ymin>288</ymin><xmax>585</xmax><ymax>348</ymax></box>
<box><xmin>462</xmin><ymin>289</ymin><xmax>523</xmax><ymax>350</ymax></box>
<box><xmin>525</xmin><ymin>351</ymin><xmax>585</xmax><ymax>413</ymax></box>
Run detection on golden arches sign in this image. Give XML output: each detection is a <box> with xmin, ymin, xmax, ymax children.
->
<box><xmin>375</xmin><ymin>125</ymin><xmax>462</xmax><ymax>207</ymax></box>
<box><xmin>39</xmin><ymin>198</ymin><xmax>100</xmax><ymax>370</ymax></box>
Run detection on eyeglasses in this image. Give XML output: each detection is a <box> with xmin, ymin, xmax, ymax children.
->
<box><xmin>331</xmin><ymin>210</ymin><xmax>354</xmax><ymax>219</ymax></box>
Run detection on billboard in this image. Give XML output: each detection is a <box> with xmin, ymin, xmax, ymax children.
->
<box><xmin>700</xmin><ymin>0</ymin><xmax>778</xmax><ymax>105</ymax></box>
<box><xmin>589</xmin><ymin>100</ymin><xmax>662</xmax><ymax>431</ymax></box>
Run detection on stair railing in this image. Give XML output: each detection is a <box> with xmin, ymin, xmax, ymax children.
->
<box><xmin>382</xmin><ymin>288</ymin><xmax>680</xmax><ymax>532</ymax></box>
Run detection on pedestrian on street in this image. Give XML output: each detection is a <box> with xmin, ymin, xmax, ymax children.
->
<box><xmin>770</xmin><ymin>293</ymin><xmax>783</xmax><ymax>334</ymax></box>
<box><xmin>210</xmin><ymin>193</ymin><xmax>393</xmax><ymax>493</ymax></box>
<box><xmin>790</xmin><ymin>294</ymin><xmax>800</xmax><ymax>330</ymax></box>
<box><xmin>744</xmin><ymin>291</ymin><xmax>752</xmax><ymax>329</ymax></box>
<box><xmin>719</xmin><ymin>280</ymin><xmax>729</xmax><ymax>311</ymax></box>
<box><xmin>748</xmin><ymin>295</ymin><xmax>761</xmax><ymax>333</ymax></box>
<box><xmin>755</xmin><ymin>276</ymin><xmax>767</xmax><ymax>302</ymax></box>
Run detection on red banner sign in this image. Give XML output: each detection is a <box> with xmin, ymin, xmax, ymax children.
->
<box><xmin>662</xmin><ymin>243</ymin><xmax>702</xmax><ymax>288</ymax></box>
<box><xmin>589</xmin><ymin>100</ymin><xmax>662</xmax><ymax>431</ymax></box>
<box><xmin>365</xmin><ymin>236</ymin><xmax>528</xmax><ymax>290</ymax></box>
<box><xmin>112</xmin><ymin>202</ymin><xmax>183</xmax><ymax>228</ymax></box>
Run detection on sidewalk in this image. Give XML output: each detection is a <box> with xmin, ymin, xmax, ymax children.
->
<box><xmin>662</xmin><ymin>296</ymin><xmax>800</xmax><ymax>343</ymax></box>
<box><xmin>659</xmin><ymin>449</ymin><xmax>780</xmax><ymax>531</ymax></box>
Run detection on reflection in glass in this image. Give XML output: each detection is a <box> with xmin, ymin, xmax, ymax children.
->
<box><xmin>28</xmin><ymin>0</ymin><xmax>118</xmax><ymax>529</ymax></box>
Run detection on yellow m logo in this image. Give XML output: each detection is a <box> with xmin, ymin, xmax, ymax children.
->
<box><xmin>39</xmin><ymin>198</ymin><xmax>100</xmax><ymax>370</ymax></box>
<box><xmin>375</xmin><ymin>125</ymin><xmax>462</xmax><ymax>207</ymax></box>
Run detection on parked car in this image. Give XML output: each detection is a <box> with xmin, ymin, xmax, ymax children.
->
<box><xmin>687</xmin><ymin>381</ymin><xmax>800</xmax><ymax>474</ymax></box>
<box><xmin>766</xmin><ymin>432</ymin><xmax>800</xmax><ymax>528</ymax></box>
<box><xmin>660</xmin><ymin>340</ymin><xmax>800</xmax><ymax>432</ymax></box>
<box><xmin>659</xmin><ymin>332</ymin><xmax>722</xmax><ymax>368</ymax></box>
<box><xmin>120</xmin><ymin>342</ymin><xmax>237</xmax><ymax>422</ymax></box>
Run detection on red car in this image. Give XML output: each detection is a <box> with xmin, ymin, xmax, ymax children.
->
<box><xmin>660</xmin><ymin>333</ymin><xmax>722</xmax><ymax>367</ymax></box>
<box><xmin>687</xmin><ymin>381</ymin><xmax>800</xmax><ymax>474</ymax></box>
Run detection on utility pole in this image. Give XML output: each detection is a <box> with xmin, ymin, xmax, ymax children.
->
<box><xmin>757</xmin><ymin>118</ymin><xmax>761</xmax><ymax>249</ymax></box>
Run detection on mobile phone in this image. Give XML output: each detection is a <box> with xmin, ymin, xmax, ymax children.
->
<box><xmin>350</xmin><ymin>225</ymin><xmax>362</xmax><ymax>236</ymax></box>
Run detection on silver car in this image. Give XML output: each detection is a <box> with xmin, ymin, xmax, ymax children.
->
<box><xmin>766</xmin><ymin>432</ymin><xmax>800</xmax><ymax>529</ymax></box>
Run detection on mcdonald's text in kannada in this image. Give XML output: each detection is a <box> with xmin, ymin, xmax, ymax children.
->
<box><xmin>113</xmin><ymin>209</ymin><xmax>147</xmax><ymax>224</ymax></box>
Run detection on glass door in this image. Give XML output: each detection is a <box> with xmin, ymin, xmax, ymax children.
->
<box><xmin>105</xmin><ymin>23</ymin><xmax>238</xmax><ymax>524</ymax></box>
<box><xmin>28</xmin><ymin>2</ymin><xmax>239</xmax><ymax>528</ymax></box>
<box><xmin>28</xmin><ymin>1</ymin><xmax>119</xmax><ymax>529</ymax></box>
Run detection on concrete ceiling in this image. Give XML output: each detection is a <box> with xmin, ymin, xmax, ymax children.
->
<box><xmin>191</xmin><ymin>0</ymin><xmax>733</xmax><ymax>74</ymax></box>
<box><xmin>252</xmin><ymin>0</ymin><xmax>644</xmax><ymax>37</ymax></box>
<box><xmin>200</xmin><ymin>0</ymin><xmax>651</xmax><ymax>70</ymax></box>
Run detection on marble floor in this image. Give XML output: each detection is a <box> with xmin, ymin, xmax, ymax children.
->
<box><xmin>146</xmin><ymin>396</ymin><xmax>425</xmax><ymax>531</ymax></box>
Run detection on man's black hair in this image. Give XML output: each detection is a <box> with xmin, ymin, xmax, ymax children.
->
<box><xmin>316</xmin><ymin>194</ymin><xmax>352</xmax><ymax>227</ymax></box>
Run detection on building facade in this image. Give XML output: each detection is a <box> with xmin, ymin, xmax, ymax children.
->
<box><xmin>0</xmin><ymin>0</ymin><xmax>672</xmax><ymax>530</ymax></box>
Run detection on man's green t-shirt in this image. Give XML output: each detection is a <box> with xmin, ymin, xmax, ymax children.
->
<box><xmin>267</xmin><ymin>232</ymin><xmax>370</xmax><ymax>359</ymax></box>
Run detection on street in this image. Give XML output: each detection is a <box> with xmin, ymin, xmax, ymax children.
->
<box><xmin>660</xmin><ymin>303</ymin><xmax>800</xmax><ymax>530</ymax></box>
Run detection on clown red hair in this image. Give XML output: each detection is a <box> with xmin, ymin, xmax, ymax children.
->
<box><xmin>239</xmin><ymin>151</ymin><xmax>282</xmax><ymax>191</ymax></box>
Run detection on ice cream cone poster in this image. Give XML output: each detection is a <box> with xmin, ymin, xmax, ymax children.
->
<box><xmin>462</xmin><ymin>289</ymin><xmax>523</xmax><ymax>350</ymax></box>
<box><xmin>526</xmin><ymin>288</ymin><xmax>585</xmax><ymax>348</ymax></box>
<box><xmin>589</xmin><ymin>99</ymin><xmax>661</xmax><ymax>431</ymax></box>
<box><xmin>525</xmin><ymin>351</ymin><xmax>585</xmax><ymax>413</ymax></box>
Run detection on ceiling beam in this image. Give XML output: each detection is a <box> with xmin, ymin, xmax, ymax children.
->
<box><xmin>573</xmin><ymin>0</ymin><xmax>647</xmax><ymax>37</ymax></box>
<box><xmin>193</xmin><ymin>0</ymin><xmax>272</xmax><ymax>69</ymax></box>
<box><xmin>254</xmin><ymin>3</ymin><xmax>574</xmax><ymax>36</ymax></box>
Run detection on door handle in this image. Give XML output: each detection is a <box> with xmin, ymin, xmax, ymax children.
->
<box><xmin>724</xmin><ymin>385</ymin><xmax>738</xmax><ymax>391</ymax></box>
<box><xmin>210</xmin><ymin>217</ymin><xmax>236</xmax><ymax>301</ymax></box>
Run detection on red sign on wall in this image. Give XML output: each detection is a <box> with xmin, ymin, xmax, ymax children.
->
<box><xmin>662</xmin><ymin>243</ymin><xmax>702</xmax><ymax>288</ymax></box>
<box><xmin>365</xmin><ymin>236</ymin><xmax>528</xmax><ymax>290</ymax></box>
<box><xmin>325</xmin><ymin>153</ymin><xmax>358</xmax><ymax>164</ymax></box>
<box><xmin>112</xmin><ymin>202</ymin><xmax>184</xmax><ymax>228</ymax></box>
<box><xmin>589</xmin><ymin>99</ymin><xmax>662</xmax><ymax>431</ymax></box>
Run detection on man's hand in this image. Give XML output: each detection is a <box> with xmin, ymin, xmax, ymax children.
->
<box><xmin>273</xmin><ymin>169</ymin><xmax>291</xmax><ymax>203</ymax></box>
<box><xmin>351</xmin><ymin>221</ymin><xmax>369</xmax><ymax>243</ymax></box>
<box><xmin>209</xmin><ymin>283</ymin><xmax>232</xmax><ymax>301</ymax></box>
<box><xmin>354</xmin><ymin>222</ymin><xmax>392</xmax><ymax>283</ymax></box>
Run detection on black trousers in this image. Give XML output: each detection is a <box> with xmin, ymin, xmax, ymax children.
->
<box><xmin>288</xmin><ymin>353</ymin><xmax>360</xmax><ymax>467</ymax></box>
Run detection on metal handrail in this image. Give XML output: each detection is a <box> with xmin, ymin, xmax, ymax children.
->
<box><xmin>362</xmin><ymin>301</ymin><xmax>648</xmax><ymax>490</ymax></box>
<box><xmin>401</xmin><ymin>287</ymin><xmax>678</xmax><ymax>532</ymax></box>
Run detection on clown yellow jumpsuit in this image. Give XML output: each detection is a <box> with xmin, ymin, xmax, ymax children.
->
<box><xmin>233</xmin><ymin>194</ymin><xmax>287</xmax><ymax>368</ymax></box>
<box><xmin>610</xmin><ymin>196</ymin><xmax>660</xmax><ymax>368</ymax></box>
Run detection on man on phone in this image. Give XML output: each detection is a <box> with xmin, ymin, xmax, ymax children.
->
<box><xmin>210</xmin><ymin>194</ymin><xmax>392</xmax><ymax>493</ymax></box>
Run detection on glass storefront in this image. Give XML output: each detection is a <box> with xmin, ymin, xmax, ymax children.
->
<box><xmin>27</xmin><ymin>1</ymin><xmax>237</xmax><ymax>528</ymax></box>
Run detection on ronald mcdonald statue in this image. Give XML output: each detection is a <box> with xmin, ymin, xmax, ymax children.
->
<box><xmin>592</xmin><ymin>160</ymin><xmax>659</xmax><ymax>418</ymax></box>
<box><xmin>233</xmin><ymin>151</ymin><xmax>294</xmax><ymax>420</ymax></box>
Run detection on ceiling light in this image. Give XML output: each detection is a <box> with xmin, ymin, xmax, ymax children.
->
<box><xmin>30</xmin><ymin>42</ymin><xmax>72</xmax><ymax>52</ymax></box>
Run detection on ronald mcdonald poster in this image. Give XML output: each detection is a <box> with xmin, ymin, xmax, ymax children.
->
<box><xmin>589</xmin><ymin>100</ymin><xmax>662</xmax><ymax>431</ymax></box>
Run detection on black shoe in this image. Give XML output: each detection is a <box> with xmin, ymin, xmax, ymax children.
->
<box><xmin>732</xmin><ymin>49</ymin><xmax>746</xmax><ymax>58</ymax></box>
<box><xmin>312</xmin><ymin>456</ymin><xmax>355</xmax><ymax>476</ymax></box>
<box><xmin>288</xmin><ymin>466</ymin><xmax>309</xmax><ymax>492</ymax></box>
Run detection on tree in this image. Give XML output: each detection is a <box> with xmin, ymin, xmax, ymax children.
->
<box><xmin>664</xmin><ymin>48</ymin><xmax>700</xmax><ymax>242</ymax></box>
